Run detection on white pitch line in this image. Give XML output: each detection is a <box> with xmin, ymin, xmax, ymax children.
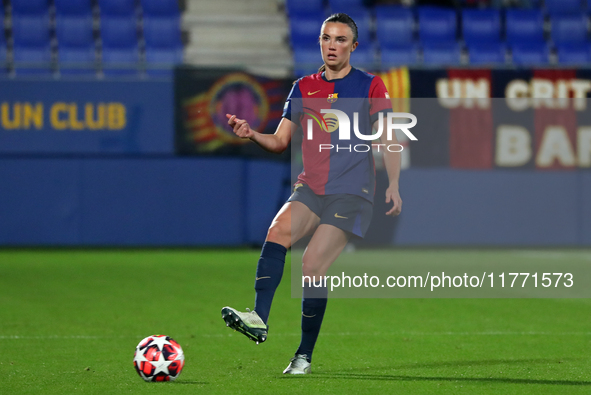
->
<box><xmin>3</xmin><ymin>331</ymin><xmax>591</xmax><ymax>340</ymax></box>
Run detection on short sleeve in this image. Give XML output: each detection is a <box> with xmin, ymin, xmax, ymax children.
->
<box><xmin>369</xmin><ymin>76</ymin><xmax>392</xmax><ymax>125</ymax></box>
<box><xmin>282</xmin><ymin>80</ymin><xmax>303</xmax><ymax>125</ymax></box>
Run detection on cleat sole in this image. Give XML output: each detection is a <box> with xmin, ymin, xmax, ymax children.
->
<box><xmin>221</xmin><ymin>306</ymin><xmax>268</xmax><ymax>344</ymax></box>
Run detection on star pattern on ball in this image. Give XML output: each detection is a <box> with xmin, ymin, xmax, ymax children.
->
<box><xmin>134</xmin><ymin>335</ymin><xmax>184</xmax><ymax>382</ymax></box>
<box><xmin>149</xmin><ymin>336</ymin><xmax>174</xmax><ymax>375</ymax></box>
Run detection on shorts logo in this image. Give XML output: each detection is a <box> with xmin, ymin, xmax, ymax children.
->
<box><xmin>362</xmin><ymin>188</ymin><xmax>369</xmax><ymax>194</ymax></box>
<box><xmin>334</xmin><ymin>213</ymin><xmax>348</xmax><ymax>219</ymax></box>
<box><xmin>327</xmin><ymin>93</ymin><xmax>338</xmax><ymax>103</ymax></box>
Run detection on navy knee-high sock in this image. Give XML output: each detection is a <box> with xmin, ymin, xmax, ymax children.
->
<box><xmin>254</xmin><ymin>241</ymin><xmax>287</xmax><ymax>325</ymax></box>
<box><xmin>296</xmin><ymin>281</ymin><xmax>328</xmax><ymax>362</ymax></box>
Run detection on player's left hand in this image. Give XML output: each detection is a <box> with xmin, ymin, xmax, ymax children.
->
<box><xmin>385</xmin><ymin>185</ymin><xmax>402</xmax><ymax>216</ymax></box>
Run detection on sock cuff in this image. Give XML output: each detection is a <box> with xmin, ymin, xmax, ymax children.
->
<box><xmin>303</xmin><ymin>282</ymin><xmax>328</xmax><ymax>299</ymax></box>
<box><xmin>262</xmin><ymin>241</ymin><xmax>288</xmax><ymax>258</ymax></box>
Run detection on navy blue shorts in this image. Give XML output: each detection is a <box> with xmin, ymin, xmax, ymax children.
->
<box><xmin>287</xmin><ymin>183</ymin><xmax>373</xmax><ymax>238</ymax></box>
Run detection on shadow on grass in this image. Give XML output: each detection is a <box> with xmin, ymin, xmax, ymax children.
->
<box><xmin>172</xmin><ymin>381</ymin><xmax>209</xmax><ymax>385</ymax></box>
<box><xmin>381</xmin><ymin>357</ymin><xmax>580</xmax><ymax>370</ymax></box>
<box><xmin>280</xmin><ymin>358</ymin><xmax>591</xmax><ymax>386</ymax></box>
<box><xmin>298</xmin><ymin>374</ymin><xmax>591</xmax><ymax>386</ymax></box>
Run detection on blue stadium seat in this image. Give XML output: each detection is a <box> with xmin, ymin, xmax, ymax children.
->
<box><xmin>286</xmin><ymin>0</ymin><xmax>325</xmax><ymax>17</ymax></box>
<box><xmin>511</xmin><ymin>43</ymin><xmax>550</xmax><ymax>65</ymax></box>
<box><xmin>506</xmin><ymin>9</ymin><xmax>545</xmax><ymax>45</ymax></box>
<box><xmin>56</xmin><ymin>15</ymin><xmax>95</xmax><ymax>76</ymax></box>
<box><xmin>55</xmin><ymin>0</ymin><xmax>92</xmax><ymax>16</ymax></box>
<box><xmin>102</xmin><ymin>47</ymin><xmax>140</xmax><ymax>76</ymax></box>
<box><xmin>141</xmin><ymin>0</ymin><xmax>180</xmax><ymax>17</ymax></box>
<box><xmin>351</xmin><ymin>47</ymin><xmax>375</xmax><ymax>68</ymax></box>
<box><xmin>145</xmin><ymin>48</ymin><xmax>183</xmax><ymax>77</ymax></box>
<box><xmin>352</xmin><ymin>11</ymin><xmax>372</xmax><ymax>45</ymax></box>
<box><xmin>290</xmin><ymin>14</ymin><xmax>326</xmax><ymax>49</ymax></box>
<box><xmin>58</xmin><ymin>46</ymin><xmax>97</xmax><ymax>76</ymax></box>
<box><xmin>293</xmin><ymin>46</ymin><xmax>322</xmax><ymax>77</ymax></box>
<box><xmin>551</xmin><ymin>15</ymin><xmax>588</xmax><ymax>46</ymax></box>
<box><xmin>375</xmin><ymin>6</ymin><xmax>414</xmax><ymax>48</ymax></box>
<box><xmin>11</xmin><ymin>0</ymin><xmax>49</xmax><ymax>16</ymax></box>
<box><xmin>0</xmin><ymin>46</ymin><xmax>7</xmax><ymax>75</ymax></box>
<box><xmin>418</xmin><ymin>7</ymin><xmax>457</xmax><ymax>43</ymax></box>
<box><xmin>0</xmin><ymin>16</ymin><xmax>7</xmax><ymax>75</ymax></box>
<box><xmin>468</xmin><ymin>42</ymin><xmax>506</xmax><ymax>65</ymax></box>
<box><xmin>143</xmin><ymin>16</ymin><xmax>182</xmax><ymax>77</ymax></box>
<box><xmin>329</xmin><ymin>0</ymin><xmax>366</xmax><ymax>11</ymax></box>
<box><xmin>143</xmin><ymin>16</ymin><xmax>182</xmax><ymax>49</ymax></box>
<box><xmin>462</xmin><ymin>9</ymin><xmax>501</xmax><ymax>45</ymax></box>
<box><xmin>12</xmin><ymin>14</ymin><xmax>52</xmax><ymax>75</ymax></box>
<box><xmin>545</xmin><ymin>0</ymin><xmax>582</xmax><ymax>16</ymax></box>
<box><xmin>98</xmin><ymin>0</ymin><xmax>136</xmax><ymax>17</ymax></box>
<box><xmin>100</xmin><ymin>16</ymin><xmax>138</xmax><ymax>49</ymax></box>
<box><xmin>556</xmin><ymin>43</ymin><xmax>591</xmax><ymax>65</ymax></box>
<box><xmin>12</xmin><ymin>15</ymin><xmax>51</xmax><ymax>47</ymax></box>
<box><xmin>100</xmin><ymin>17</ymin><xmax>139</xmax><ymax>76</ymax></box>
<box><xmin>422</xmin><ymin>42</ymin><xmax>462</xmax><ymax>65</ymax></box>
<box><xmin>13</xmin><ymin>46</ymin><xmax>53</xmax><ymax>76</ymax></box>
<box><xmin>380</xmin><ymin>45</ymin><xmax>420</xmax><ymax>67</ymax></box>
<box><xmin>56</xmin><ymin>15</ymin><xmax>94</xmax><ymax>48</ymax></box>
<box><xmin>328</xmin><ymin>1</ymin><xmax>370</xmax><ymax>18</ymax></box>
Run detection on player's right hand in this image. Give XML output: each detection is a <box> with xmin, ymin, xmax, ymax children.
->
<box><xmin>226</xmin><ymin>114</ymin><xmax>254</xmax><ymax>139</ymax></box>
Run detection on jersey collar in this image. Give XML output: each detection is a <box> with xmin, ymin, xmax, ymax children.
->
<box><xmin>321</xmin><ymin>66</ymin><xmax>356</xmax><ymax>82</ymax></box>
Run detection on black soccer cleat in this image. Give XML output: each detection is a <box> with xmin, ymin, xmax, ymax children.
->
<box><xmin>221</xmin><ymin>306</ymin><xmax>268</xmax><ymax>344</ymax></box>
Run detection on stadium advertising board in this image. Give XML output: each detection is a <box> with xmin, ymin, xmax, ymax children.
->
<box><xmin>176</xmin><ymin>67</ymin><xmax>591</xmax><ymax>172</ymax></box>
<box><xmin>0</xmin><ymin>79</ymin><xmax>174</xmax><ymax>154</ymax></box>
<box><xmin>174</xmin><ymin>67</ymin><xmax>292</xmax><ymax>160</ymax></box>
<box><xmin>405</xmin><ymin>68</ymin><xmax>591</xmax><ymax>170</ymax></box>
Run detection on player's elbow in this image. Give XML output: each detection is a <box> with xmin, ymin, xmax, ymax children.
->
<box><xmin>273</xmin><ymin>140</ymin><xmax>289</xmax><ymax>154</ymax></box>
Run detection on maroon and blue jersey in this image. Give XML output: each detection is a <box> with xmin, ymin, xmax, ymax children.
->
<box><xmin>282</xmin><ymin>67</ymin><xmax>391</xmax><ymax>203</ymax></box>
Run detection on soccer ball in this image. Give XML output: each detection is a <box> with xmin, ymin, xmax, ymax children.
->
<box><xmin>133</xmin><ymin>335</ymin><xmax>185</xmax><ymax>382</ymax></box>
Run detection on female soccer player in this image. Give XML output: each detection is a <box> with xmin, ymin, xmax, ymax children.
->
<box><xmin>221</xmin><ymin>13</ymin><xmax>402</xmax><ymax>374</ymax></box>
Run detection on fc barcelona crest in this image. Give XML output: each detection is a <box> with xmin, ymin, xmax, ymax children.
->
<box><xmin>327</xmin><ymin>93</ymin><xmax>338</xmax><ymax>103</ymax></box>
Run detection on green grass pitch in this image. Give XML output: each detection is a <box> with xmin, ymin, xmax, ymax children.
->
<box><xmin>0</xmin><ymin>249</ymin><xmax>590</xmax><ymax>394</ymax></box>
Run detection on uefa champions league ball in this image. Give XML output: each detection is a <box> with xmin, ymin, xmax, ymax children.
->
<box><xmin>133</xmin><ymin>335</ymin><xmax>184</xmax><ymax>382</ymax></box>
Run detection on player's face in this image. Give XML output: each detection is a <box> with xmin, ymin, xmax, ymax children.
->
<box><xmin>319</xmin><ymin>22</ymin><xmax>358</xmax><ymax>69</ymax></box>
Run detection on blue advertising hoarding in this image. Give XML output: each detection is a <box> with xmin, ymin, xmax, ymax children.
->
<box><xmin>0</xmin><ymin>79</ymin><xmax>174</xmax><ymax>154</ymax></box>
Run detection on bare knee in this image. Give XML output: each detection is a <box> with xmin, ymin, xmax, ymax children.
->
<box><xmin>302</xmin><ymin>253</ymin><xmax>325</xmax><ymax>280</ymax></box>
<box><xmin>266</xmin><ymin>219</ymin><xmax>291</xmax><ymax>247</ymax></box>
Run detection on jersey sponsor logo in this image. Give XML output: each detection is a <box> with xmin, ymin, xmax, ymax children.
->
<box><xmin>307</xmin><ymin>90</ymin><xmax>321</xmax><ymax>96</ymax></box>
<box><xmin>327</xmin><ymin>93</ymin><xmax>338</xmax><ymax>103</ymax></box>
<box><xmin>334</xmin><ymin>213</ymin><xmax>348</xmax><ymax>219</ymax></box>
